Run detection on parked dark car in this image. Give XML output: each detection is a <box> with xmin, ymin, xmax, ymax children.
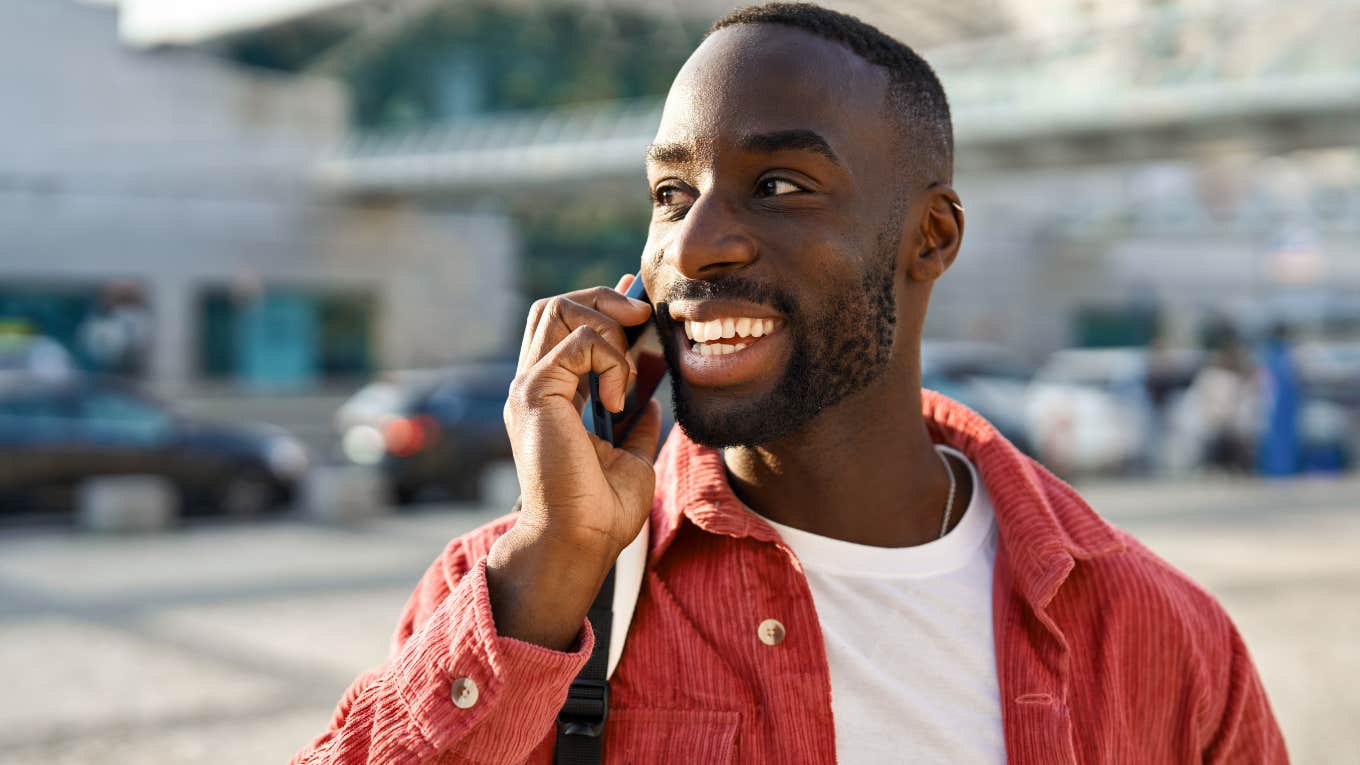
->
<box><xmin>0</xmin><ymin>376</ymin><xmax>307</xmax><ymax>515</ymax></box>
<box><xmin>337</xmin><ymin>361</ymin><xmax>678</xmax><ymax>504</ymax></box>
<box><xmin>336</xmin><ymin>363</ymin><xmax>518</xmax><ymax>503</ymax></box>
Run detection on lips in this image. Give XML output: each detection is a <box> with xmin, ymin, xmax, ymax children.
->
<box><xmin>666</xmin><ymin>301</ymin><xmax>790</xmax><ymax>388</ymax></box>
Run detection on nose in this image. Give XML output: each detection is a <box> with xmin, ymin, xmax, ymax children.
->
<box><xmin>662</xmin><ymin>192</ymin><xmax>757</xmax><ymax>280</ymax></box>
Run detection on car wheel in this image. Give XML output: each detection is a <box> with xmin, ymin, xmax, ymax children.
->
<box><xmin>393</xmin><ymin>482</ymin><xmax>418</xmax><ymax>506</ymax></box>
<box><xmin>220</xmin><ymin>468</ymin><xmax>275</xmax><ymax>517</ymax></box>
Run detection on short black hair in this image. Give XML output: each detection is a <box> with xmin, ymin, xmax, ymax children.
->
<box><xmin>707</xmin><ymin>2</ymin><xmax>953</xmax><ymax>185</ymax></box>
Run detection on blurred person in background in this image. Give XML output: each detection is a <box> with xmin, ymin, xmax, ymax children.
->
<box><xmin>1189</xmin><ymin>323</ymin><xmax>1259</xmax><ymax>473</ymax></box>
<box><xmin>77</xmin><ymin>282</ymin><xmax>152</xmax><ymax>378</ymax></box>
<box><xmin>294</xmin><ymin>5</ymin><xmax>1284</xmax><ymax>764</ymax></box>
<box><xmin>1144</xmin><ymin>333</ymin><xmax>1185</xmax><ymax>430</ymax></box>
<box><xmin>1258</xmin><ymin>322</ymin><xmax>1302</xmax><ymax>477</ymax></box>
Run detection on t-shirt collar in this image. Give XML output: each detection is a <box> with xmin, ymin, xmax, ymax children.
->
<box><xmin>648</xmin><ymin>389</ymin><xmax>1126</xmax><ymax>614</ymax></box>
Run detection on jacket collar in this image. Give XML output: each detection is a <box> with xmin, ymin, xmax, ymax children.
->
<box><xmin>648</xmin><ymin>388</ymin><xmax>1126</xmax><ymax>614</ymax></box>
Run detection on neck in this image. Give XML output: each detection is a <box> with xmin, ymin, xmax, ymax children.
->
<box><xmin>723</xmin><ymin>372</ymin><xmax>971</xmax><ymax>548</ymax></box>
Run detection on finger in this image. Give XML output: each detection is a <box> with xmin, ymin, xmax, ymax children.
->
<box><xmin>618</xmin><ymin>399</ymin><xmax>663</xmax><ymax>465</ymax></box>
<box><xmin>560</xmin><ymin>285</ymin><xmax>651</xmax><ymax>327</ymax></box>
<box><xmin>524</xmin><ymin>296</ymin><xmax>638</xmax><ymax>376</ymax></box>
<box><xmin>525</xmin><ymin>325</ymin><xmax>632</xmax><ymax>413</ymax></box>
<box><xmin>519</xmin><ymin>286</ymin><xmax>650</xmax><ymax>374</ymax></box>
<box><xmin>517</xmin><ymin>297</ymin><xmax>550</xmax><ymax>373</ymax></box>
<box><xmin>613</xmin><ymin>273</ymin><xmax>634</xmax><ymax>292</ymax></box>
<box><xmin>572</xmin><ymin>376</ymin><xmax>589</xmax><ymax>418</ymax></box>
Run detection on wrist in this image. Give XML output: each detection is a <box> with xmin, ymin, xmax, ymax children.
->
<box><xmin>485</xmin><ymin>521</ymin><xmax>619</xmax><ymax>650</ymax></box>
<box><xmin>510</xmin><ymin>507</ymin><xmax>630</xmax><ymax>565</ymax></box>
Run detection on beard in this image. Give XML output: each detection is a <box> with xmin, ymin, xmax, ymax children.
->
<box><xmin>658</xmin><ymin>228</ymin><xmax>901</xmax><ymax>448</ymax></box>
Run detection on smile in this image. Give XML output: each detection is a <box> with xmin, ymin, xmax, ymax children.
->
<box><xmin>666</xmin><ymin>302</ymin><xmax>790</xmax><ymax>388</ymax></box>
<box><xmin>683</xmin><ymin>317</ymin><xmax>782</xmax><ymax>357</ymax></box>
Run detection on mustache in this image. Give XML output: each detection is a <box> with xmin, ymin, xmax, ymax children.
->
<box><xmin>660</xmin><ymin>275</ymin><xmax>799</xmax><ymax>317</ymax></box>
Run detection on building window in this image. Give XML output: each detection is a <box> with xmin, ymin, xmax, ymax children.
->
<box><xmin>196</xmin><ymin>286</ymin><xmax>375</xmax><ymax>387</ymax></box>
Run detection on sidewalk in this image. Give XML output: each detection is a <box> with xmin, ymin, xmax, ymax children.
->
<box><xmin>1</xmin><ymin>477</ymin><xmax>1356</xmax><ymax>764</ymax></box>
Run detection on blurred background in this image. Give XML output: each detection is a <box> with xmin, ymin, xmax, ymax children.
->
<box><xmin>1</xmin><ymin>0</ymin><xmax>1357</xmax><ymax>762</ymax></box>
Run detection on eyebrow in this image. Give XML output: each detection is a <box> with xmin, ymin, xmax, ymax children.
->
<box><xmin>645</xmin><ymin>128</ymin><xmax>842</xmax><ymax>167</ymax></box>
<box><xmin>740</xmin><ymin>129</ymin><xmax>841</xmax><ymax>165</ymax></box>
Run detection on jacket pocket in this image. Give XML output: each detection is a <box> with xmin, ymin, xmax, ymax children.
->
<box><xmin>603</xmin><ymin>708</ymin><xmax>740</xmax><ymax>764</ymax></box>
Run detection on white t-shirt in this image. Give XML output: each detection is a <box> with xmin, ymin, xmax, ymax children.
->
<box><xmin>756</xmin><ymin>446</ymin><xmax>1004</xmax><ymax>764</ymax></box>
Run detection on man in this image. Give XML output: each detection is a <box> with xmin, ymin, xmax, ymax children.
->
<box><xmin>295</xmin><ymin>4</ymin><xmax>1286</xmax><ymax>763</ymax></box>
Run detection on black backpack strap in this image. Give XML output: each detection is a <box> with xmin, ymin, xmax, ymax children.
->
<box><xmin>554</xmin><ymin>565</ymin><xmax>614</xmax><ymax>764</ymax></box>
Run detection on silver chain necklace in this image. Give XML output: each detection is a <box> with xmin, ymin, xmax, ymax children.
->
<box><xmin>936</xmin><ymin>449</ymin><xmax>957</xmax><ymax>539</ymax></box>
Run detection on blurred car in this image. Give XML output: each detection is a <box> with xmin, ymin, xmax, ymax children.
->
<box><xmin>1025</xmin><ymin>347</ymin><xmax>1201</xmax><ymax>476</ymax></box>
<box><xmin>336</xmin><ymin>363</ymin><xmax>518</xmax><ymax>504</ymax></box>
<box><xmin>0</xmin><ymin>334</ymin><xmax>77</xmax><ymax>382</ymax></box>
<box><xmin>921</xmin><ymin>341</ymin><xmax>1036</xmax><ymax>455</ymax></box>
<box><xmin>337</xmin><ymin>359</ymin><xmax>680</xmax><ymax>505</ymax></box>
<box><xmin>0</xmin><ymin>375</ymin><xmax>307</xmax><ymax>515</ymax></box>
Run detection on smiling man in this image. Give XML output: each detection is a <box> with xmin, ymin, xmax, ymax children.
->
<box><xmin>295</xmin><ymin>4</ymin><xmax>1285</xmax><ymax>764</ymax></box>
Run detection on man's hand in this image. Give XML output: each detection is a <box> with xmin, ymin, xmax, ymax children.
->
<box><xmin>486</xmin><ymin>274</ymin><xmax>663</xmax><ymax>650</ymax></box>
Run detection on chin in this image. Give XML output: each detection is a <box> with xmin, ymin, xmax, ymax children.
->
<box><xmin>671</xmin><ymin>383</ymin><xmax>818</xmax><ymax>449</ymax></box>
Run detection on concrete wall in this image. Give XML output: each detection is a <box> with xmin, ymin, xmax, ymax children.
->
<box><xmin>0</xmin><ymin>0</ymin><xmax>520</xmax><ymax>393</ymax></box>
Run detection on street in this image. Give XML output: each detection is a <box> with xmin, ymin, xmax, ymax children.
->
<box><xmin>1</xmin><ymin>477</ymin><xmax>1356</xmax><ymax>764</ymax></box>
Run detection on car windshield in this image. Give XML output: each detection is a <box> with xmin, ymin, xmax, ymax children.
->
<box><xmin>78</xmin><ymin>388</ymin><xmax>173</xmax><ymax>443</ymax></box>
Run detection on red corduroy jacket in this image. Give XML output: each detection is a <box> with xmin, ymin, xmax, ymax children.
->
<box><xmin>293</xmin><ymin>390</ymin><xmax>1287</xmax><ymax>764</ymax></box>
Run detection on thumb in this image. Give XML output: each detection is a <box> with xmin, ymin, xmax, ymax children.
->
<box><xmin>618</xmin><ymin>399</ymin><xmax>663</xmax><ymax>465</ymax></box>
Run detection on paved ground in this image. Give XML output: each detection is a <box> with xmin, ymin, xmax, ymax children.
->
<box><xmin>0</xmin><ymin>476</ymin><xmax>1356</xmax><ymax>764</ymax></box>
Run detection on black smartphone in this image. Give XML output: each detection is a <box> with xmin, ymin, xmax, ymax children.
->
<box><xmin>586</xmin><ymin>276</ymin><xmax>668</xmax><ymax>445</ymax></box>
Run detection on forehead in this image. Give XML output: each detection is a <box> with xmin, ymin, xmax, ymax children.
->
<box><xmin>654</xmin><ymin>24</ymin><xmax>894</xmax><ymax>166</ymax></box>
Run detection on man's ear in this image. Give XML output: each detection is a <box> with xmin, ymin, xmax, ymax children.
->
<box><xmin>906</xmin><ymin>187</ymin><xmax>964</xmax><ymax>283</ymax></box>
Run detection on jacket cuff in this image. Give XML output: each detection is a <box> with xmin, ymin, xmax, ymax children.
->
<box><xmin>394</xmin><ymin>556</ymin><xmax>594</xmax><ymax>760</ymax></box>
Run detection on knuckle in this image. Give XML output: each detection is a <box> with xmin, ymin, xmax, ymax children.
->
<box><xmin>545</xmin><ymin>296</ymin><xmax>570</xmax><ymax>321</ymax></box>
<box><xmin>506</xmin><ymin>375</ymin><xmax>531</xmax><ymax>408</ymax></box>
<box><xmin>572</xmin><ymin>324</ymin><xmax>603</xmax><ymax>343</ymax></box>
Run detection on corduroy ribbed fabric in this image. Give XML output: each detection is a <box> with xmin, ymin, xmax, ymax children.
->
<box><xmin>293</xmin><ymin>390</ymin><xmax>1287</xmax><ymax>764</ymax></box>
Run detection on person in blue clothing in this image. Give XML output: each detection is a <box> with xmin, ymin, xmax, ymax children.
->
<box><xmin>1257</xmin><ymin>322</ymin><xmax>1301</xmax><ymax>476</ymax></box>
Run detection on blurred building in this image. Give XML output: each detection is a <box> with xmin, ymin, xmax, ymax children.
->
<box><xmin>7</xmin><ymin>0</ymin><xmax>1359</xmax><ymax>408</ymax></box>
<box><xmin>1</xmin><ymin>0</ymin><xmax>519</xmax><ymax>398</ymax></box>
<box><xmin>297</xmin><ymin>0</ymin><xmax>1360</xmax><ymax>357</ymax></box>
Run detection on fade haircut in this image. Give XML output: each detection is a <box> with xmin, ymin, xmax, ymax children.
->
<box><xmin>707</xmin><ymin>2</ymin><xmax>954</xmax><ymax>186</ymax></box>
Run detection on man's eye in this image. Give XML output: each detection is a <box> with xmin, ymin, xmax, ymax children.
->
<box><xmin>653</xmin><ymin>185</ymin><xmax>692</xmax><ymax>207</ymax></box>
<box><xmin>757</xmin><ymin>178</ymin><xmax>804</xmax><ymax>197</ymax></box>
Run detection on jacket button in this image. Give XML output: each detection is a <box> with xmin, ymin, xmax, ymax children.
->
<box><xmin>758</xmin><ymin>618</ymin><xmax>786</xmax><ymax>646</ymax></box>
<box><xmin>451</xmin><ymin>676</ymin><xmax>479</xmax><ymax>708</ymax></box>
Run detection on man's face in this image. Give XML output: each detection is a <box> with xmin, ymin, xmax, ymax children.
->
<box><xmin>641</xmin><ymin>24</ymin><xmax>914</xmax><ymax>448</ymax></box>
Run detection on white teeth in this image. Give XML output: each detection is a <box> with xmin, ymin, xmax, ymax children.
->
<box><xmin>692</xmin><ymin>341</ymin><xmax>750</xmax><ymax>356</ymax></box>
<box><xmin>682</xmin><ymin>316</ymin><xmax>778</xmax><ymax>342</ymax></box>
